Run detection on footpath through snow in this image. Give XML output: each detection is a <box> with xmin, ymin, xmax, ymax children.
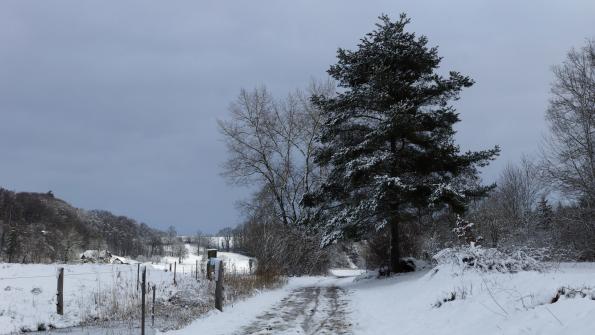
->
<box><xmin>166</xmin><ymin>264</ymin><xmax>595</xmax><ymax>335</ymax></box>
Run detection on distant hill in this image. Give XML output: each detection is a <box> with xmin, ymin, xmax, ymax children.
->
<box><xmin>0</xmin><ymin>188</ymin><xmax>165</xmax><ymax>263</ymax></box>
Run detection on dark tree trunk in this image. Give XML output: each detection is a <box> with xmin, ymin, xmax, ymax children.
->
<box><xmin>388</xmin><ymin>135</ymin><xmax>404</xmax><ymax>274</ymax></box>
<box><xmin>0</xmin><ymin>228</ymin><xmax>5</xmax><ymax>255</ymax></box>
<box><xmin>390</xmin><ymin>218</ymin><xmax>402</xmax><ymax>273</ymax></box>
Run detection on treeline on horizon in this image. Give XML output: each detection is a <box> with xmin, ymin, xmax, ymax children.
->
<box><xmin>0</xmin><ymin>188</ymin><xmax>166</xmax><ymax>263</ymax></box>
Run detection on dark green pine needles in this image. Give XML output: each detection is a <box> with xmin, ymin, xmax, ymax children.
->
<box><xmin>304</xmin><ymin>14</ymin><xmax>499</xmax><ymax>271</ymax></box>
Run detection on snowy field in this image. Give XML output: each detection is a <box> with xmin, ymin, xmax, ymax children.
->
<box><xmin>156</xmin><ymin>245</ymin><xmax>254</xmax><ymax>275</ymax></box>
<box><xmin>0</xmin><ymin>262</ymin><xmax>174</xmax><ymax>333</ymax></box>
<box><xmin>165</xmin><ymin>263</ymin><xmax>595</xmax><ymax>335</ymax></box>
<box><xmin>0</xmin><ymin>247</ymin><xmax>255</xmax><ymax>334</ymax></box>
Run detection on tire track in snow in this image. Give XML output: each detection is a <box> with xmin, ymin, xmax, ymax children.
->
<box><xmin>234</xmin><ymin>286</ymin><xmax>351</xmax><ymax>335</ymax></box>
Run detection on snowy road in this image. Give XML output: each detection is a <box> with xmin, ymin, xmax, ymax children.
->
<box><xmin>165</xmin><ymin>275</ymin><xmax>357</xmax><ymax>335</ymax></box>
<box><xmin>234</xmin><ymin>286</ymin><xmax>352</xmax><ymax>335</ymax></box>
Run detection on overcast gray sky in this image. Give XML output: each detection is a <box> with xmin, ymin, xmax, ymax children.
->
<box><xmin>0</xmin><ymin>1</ymin><xmax>593</xmax><ymax>234</ymax></box>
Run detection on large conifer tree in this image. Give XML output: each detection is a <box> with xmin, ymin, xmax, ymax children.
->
<box><xmin>305</xmin><ymin>14</ymin><xmax>499</xmax><ymax>272</ymax></box>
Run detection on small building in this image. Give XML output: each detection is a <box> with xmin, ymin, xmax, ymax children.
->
<box><xmin>110</xmin><ymin>256</ymin><xmax>128</xmax><ymax>264</ymax></box>
<box><xmin>80</xmin><ymin>250</ymin><xmax>112</xmax><ymax>263</ymax></box>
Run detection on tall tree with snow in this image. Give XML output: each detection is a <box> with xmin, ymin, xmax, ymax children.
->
<box><xmin>304</xmin><ymin>14</ymin><xmax>499</xmax><ymax>272</ymax></box>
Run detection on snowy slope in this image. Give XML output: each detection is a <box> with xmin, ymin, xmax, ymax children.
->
<box><xmin>155</xmin><ymin>245</ymin><xmax>255</xmax><ymax>275</ymax></box>
<box><xmin>349</xmin><ymin>263</ymin><xmax>595</xmax><ymax>335</ymax></box>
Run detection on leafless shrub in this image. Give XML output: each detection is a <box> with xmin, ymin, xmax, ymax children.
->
<box><xmin>433</xmin><ymin>245</ymin><xmax>548</xmax><ymax>273</ymax></box>
<box><xmin>433</xmin><ymin>285</ymin><xmax>471</xmax><ymax>308</ymax></box>
<box><xmin>550</xmin><ymin>286</ymin><xmax>595</xmax><ymax>303</ymax></box>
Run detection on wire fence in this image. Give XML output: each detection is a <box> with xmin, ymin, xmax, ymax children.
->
<box><xmin>0</xmin><ymin>270</ymin><xmax>121</xmax><ymax>280</ymax></box>
<box><xmin>0</xmin><ymin>262</ymin><xmax>208</xmax><ymax>280</ymax></box>
<box><xmin>0</xmin><ymin>258</ymin><xmax>266</xmax><ymax>334</ymax></box>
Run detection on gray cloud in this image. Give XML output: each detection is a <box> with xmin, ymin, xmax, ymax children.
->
<box><xmin>1</xmin><ymin>0</ymin><xmax>593</xmax><ymax>233</ymax></box>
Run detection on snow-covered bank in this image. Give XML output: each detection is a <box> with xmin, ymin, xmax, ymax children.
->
<box><xmin>349</xmin><ymin>263</ymin><xmax>595</xmax><ymax>335</ymax></box>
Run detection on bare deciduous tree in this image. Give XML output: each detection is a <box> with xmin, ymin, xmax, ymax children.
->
<box><xmin>542</xmin><ymin>39</ymin><xmax>595</xmax><ymax>207</ymax></box>
<box><xmin>469</xmin><ymin>158</ymin><xmax>543</xmax><ymax>247</ymax></box>
<box><xmin>218</xmin><ymin>81</ymin><xmax>334</xmax><ymax>227</ymax></box>
<box><xmin>218</xmin><ymin>227</ymin><xmax>233</xmax><ymax>252</ymax></box>
<box><xmin>498</xmin><ymin>158</ymin><xmax>542</xmax><ymax>229</ymax></box>
<box><xmin>194</xmin><ymin>230</ymin><xmax>204</xmax><ymax>255</ymax></box>
<box><xmin>219</xmin><ymin>83</ymin><xmax>335</xmax><ymax>275</ymax></box>
<box><xmin>166</xmin><ymin>225</ymin><xmax>177</xmax><ymax>256</ymax></box>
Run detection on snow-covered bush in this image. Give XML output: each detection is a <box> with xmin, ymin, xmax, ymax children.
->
<box><xmin>433</xmin><ymin>245</ymin><xmax>548</xmax><ymax>273</ymax></box>
<box><xmin>452</xmin><ymin>216</ymin><xmax>483</xmax><ymax>246</ymax></box>
<box><xmin>550</xmin><ymin>286</ymin><xmax>595</xmax><ymax>303</ymax></box>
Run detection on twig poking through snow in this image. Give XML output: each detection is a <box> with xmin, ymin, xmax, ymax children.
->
<box><xmin>544</xmin><ymin>306</ymin><xmax>564</xmax><ymax>326</ymax></box>
<box><xmin>480</xmin><ymin>273</ymin><xmax>508</xmax><ymax>316</ymax></box>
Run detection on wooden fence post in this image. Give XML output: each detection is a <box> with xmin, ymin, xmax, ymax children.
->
<box><xmin>56</xmin><ymin>267</ymin><xmax>64</xmax><ymax>315</ymax></box>
<box><xmin>141</xmin><ymin>267</ymin><xmax>146</xmax><ymax>335</ymax></box>
<box><xmin>173</xmin><ymin>262</ymin><xmax>177</xmax><ymax>285</ymax></box>
<box><xmin>151</xmin><ymin>284</ymin><xmax>156</xmax><ymax>327</ymax></box>
<box><xmin>137</xmin><ymin>263</ymin><xmax>140</xmax><ymax>291</ymax></box>
<box><xmin>195</xmin><ymin>260</ymin><xmax>199</xmax><ymax>280</ymax></box>
<box><xmin>215</xmin><ymin>261</ymin><xmax>224</xmax><ymax>312</ymax></box>
<box><xmin>206</xmin><ymin>261</ymin><xmax>211</xmax><ymax>281</ymax></box>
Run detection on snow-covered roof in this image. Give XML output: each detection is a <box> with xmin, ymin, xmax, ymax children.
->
<box><xmin>80</xmin><ymin>250</ymin><xmax>111</xmax><ymax>259</ymax></box>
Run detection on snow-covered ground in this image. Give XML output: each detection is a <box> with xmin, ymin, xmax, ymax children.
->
<box><xmin>328</xmin><ymin>268</ymin><xmax>366</xmax><ymax>278</ymax></box>
<box><xmin>3</xmin><ymin>250</ymin><xmax>595</xmax><ymax>335</ymax></box>
<box><xmin>164</xmin><ymin>263</ymin><xmax>595</xmax><ymax>335</ymax></box>
<box><xmin>349</xmin><ymin>262</ymin><xmax>595</xmax><ymax>335</ymax></box>
<box><xmin>0</xmin><ymin>246</ymin><xmax>256</xmax><ymax>334</ymax></box>
<box><xmin>163</xmin><ymin>276</ymin><xmax>354</xmax><ymax>335</ymax></box>
<box><xmin>156</xmin><ymin>245</ymin><xmax>254</xmax><ymax>275</ymax></box>
<box><xmin>0</xmin><ymin>262</ymin><xmax>172</xmax><ymax>333</ymax></box>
